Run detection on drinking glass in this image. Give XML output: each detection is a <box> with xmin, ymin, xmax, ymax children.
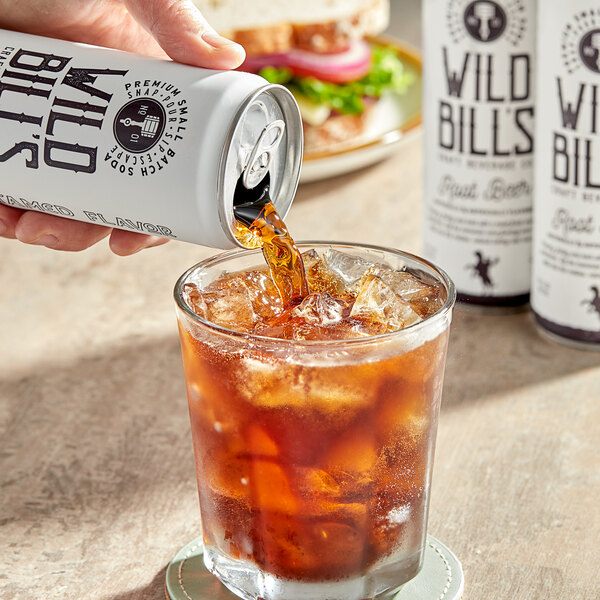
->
<box><xmin>174</xmin><ymin>242</ymin><xmax>455</xmax><ymax>600</ymax></box>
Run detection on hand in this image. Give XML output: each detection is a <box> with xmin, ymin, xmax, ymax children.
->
<box><xmin>0</xmin><ymin>0</ymin><xmax>245</xmax><ymax>254</ymax></box>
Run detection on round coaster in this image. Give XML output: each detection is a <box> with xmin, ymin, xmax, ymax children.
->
<box><xmin>165</xmin><ymin>535</ymin><xmax>464</xmax><ymax>600</ymax></box>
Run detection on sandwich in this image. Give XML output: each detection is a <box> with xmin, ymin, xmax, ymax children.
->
<box><xmin>193</xmin><ymin>0</ymin><xmax>413</xmax><ymax>154</ymax></box>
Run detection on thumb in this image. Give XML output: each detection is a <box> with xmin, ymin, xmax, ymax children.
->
<box><xmin>124</xmin><ymin>0</ymin><xmax>245</xmax><ymax>69</ymax></box>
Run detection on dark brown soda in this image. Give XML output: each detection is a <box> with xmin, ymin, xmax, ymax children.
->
<box><xmin>180</xmin><ymin>324</ymin><xmax>448</xmax><ymax>581</ymax></box>
<box><xmin>233</xmin><ymin>175</ymin><xmax>308</xmax><ymax>307</ymax></box>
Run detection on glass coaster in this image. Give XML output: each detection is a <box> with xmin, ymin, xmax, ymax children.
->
<box><xmin>165</xmin><ymin>535</ymin><xmax>464</xmax><ymax>600</ymax></box>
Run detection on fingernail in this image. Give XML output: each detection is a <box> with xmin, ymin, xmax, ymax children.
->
<box><xmin>0</xmin><ymin>220</ymin><xmax>6</xmax><ymax>236</ymax></box>
<box><xmin>31</xmin><ymin>234</ymin><xmax>59</xmax><ymax>248</ymax></box>
<box><xmin>128</xmin><ymin>241</ymin><xmax>153</xmax><ymax>255</ymax></box>
<box><xmin>202</xmin><ymin>31</ymin><xmax>245</xmax><ymax>55</ymax></box>
<box><xmin>138</xmin><ymin>236</ymin><xmax>169</xmax><ymax>252</ymax></box>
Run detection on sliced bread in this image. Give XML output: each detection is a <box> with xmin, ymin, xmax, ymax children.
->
<box><xmin>193</xmin><ymin>0</ymin><xmax>389</xmax><ymax>54</ymax></box>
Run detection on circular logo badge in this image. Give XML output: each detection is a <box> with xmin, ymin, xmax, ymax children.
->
<box><xmin>579</xmin><ymin>29</ymin><xmax>600</xmax><ymax>73</ymax></box>
<box><xmin>464</xmin><ymin>1</ymin><xmax>507</xmax><ymax>42</ymax></box>
<box><xmin>113</xmin><ymin>98</ymin><xmax>166</xmax><ymax>153</ymax></box>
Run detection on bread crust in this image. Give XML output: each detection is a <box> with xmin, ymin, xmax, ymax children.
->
<box><xmin>233</xmin><ymin>24</ymin><xmax>294</xmax><ymax>56</ymax></box>
<box><xmin>221</xmin><ymin>0</ymin><xmax>389</xmax><ymax>55</ymax></box>
<box><xmin>303</xmin><ymin>105</ymin><xmax>374</xmax><ymax>155</ymax></box>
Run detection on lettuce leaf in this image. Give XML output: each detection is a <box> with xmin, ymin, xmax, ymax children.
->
<box><xmin>259</xmin><ymin>45</ymin><xmax>414</xmax><ymax>116</ymax></box>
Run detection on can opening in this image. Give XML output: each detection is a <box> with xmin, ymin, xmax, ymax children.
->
<box><xmin>233</xmin><ymin>171</ymin><xmax>271</xmax><ymax>227</ymax></box>
<box><xmin>218</xmin><ymin>83</ymin><xmax>302</xmax><ymax>249</ymax></box>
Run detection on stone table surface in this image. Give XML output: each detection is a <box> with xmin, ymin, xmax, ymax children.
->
<box><xmin>2</xmin><ymin>3</ymin><xmax>600</xmax><ymax>600</ymax></box>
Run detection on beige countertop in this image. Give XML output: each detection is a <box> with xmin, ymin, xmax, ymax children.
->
<box><xmin>2</xmin><ymin>3</ymin><xmax>600</xmax><ymax>599</ymax></box>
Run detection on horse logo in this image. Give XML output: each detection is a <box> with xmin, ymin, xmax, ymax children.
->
<box><xmin>467</xmin><ymin>251</ymin><xmax>499</xmax><ymax>288</ymax></box>
<box><xmin>581</xmin><ymin>286</ymin><xmax>600</xmax><ymax>322</ymax></box>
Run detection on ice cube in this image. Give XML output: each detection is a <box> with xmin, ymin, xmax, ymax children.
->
<box><xmin>236</xmin><ymin>269</ymin><xmax>284</xmax><ymax>319</ymax></box>
<box><xmin>305</xmin><ymin>256</ymin><xmax>348</xmax><ymax>298</ymax></box>
<box><xmin>292</xmin><ymin>293</ymin><xmax>347</xmax><ymax>326</ymax></box>
<box><xmin>255</xmin><ymin>513</ymin><xmax>367</xmax><ymax>579</ymax></box>
<box><xmin>292</xmin><ymin>469</ymin><xmax>372</xmax><ymax>515</ymax></box>
<box><xmin>182</xmin><ymin>283</ymin><xmax>208</xmax><ymax>318</ymax></box>
<box><xmin>183</xmin><ymin>269</ymin><xmax>287</xmax><ymax>331</ymax></box>
<box><xmin>302</xmin><ymin>521</ymin><xmax>366</xmax><ymax>575</ymax></box>
<box><xmin>194</xmin><ymin>285</ymin><xmax>258</xmax><ymax>332</ymax></box>
<box><xmin>365</xmin><ymin>266</ymin><xmax>433</xmax><ymax>301</ymax></box>
<box><xmin>203</xmin><ymin>448</ymin><xmax>252</xmax><ymax>500</ymax></box>
<box><xmin>301</xmin><ymin>249</ymin><xmax>320</xmax><ymax>271</ymax></box>
<box><xmin>303</xmin><ymin>248</ymin><xmax>376</xmax><ymax>298</ymax></box>
<box><xmin>254</xmin><ymin>293</ymin><xmax>350</xmax><ymax>340</ymax></box>
<box><xmin>250</xmin><ymin>460</ymin><xmax>298</xmax><ymax>514</ymax></box>
<box><xmin>296</xmin><ymin>468</ymin><xmax>341</xmax><ymax>498</ymax></box>
<box><xmin>324</xmin><ymin>426</ymin><xmax>378</xmax><ymax>474</ymax></box>
<box><xmin>350</xmin><ymin>274</ymin><xmax>423</xmax><ymax>333</ymax></box>
<box><xmin>246</xmin><ymin>424</ymin><xmax>279</xmax><ymax>457</ymax></box>
<box><xmin>210</xmin><ymin>269</ymin><xmax>283</xmax><ymax>320</ymax></box>
<box><xmin>236</xmin><ymin>359</ymin><xmax>373</xmax><ymax>416</ymax></box>
<box><xmin>322</xmin><ymin>249</ymin><xmax>379</xmax><ymax>292</ymax></box>
<box><xmin>365</xmin><ymin>266</ymin><xmax>445</xmax><ymax>317</ymax></box>
<box><xmin>374</xmin><ymin>381</ymin><xmax>429</xmax><ymax>446</ymax></box>
<box><xmin>253</xmin><ymin>313</ymin><xmax>317</xmax><ymax>341</ymax></box>
<box><xmin>199</xmin><ymin>426</ymin><xmax>251</xmax><ymax>498</ymax></box>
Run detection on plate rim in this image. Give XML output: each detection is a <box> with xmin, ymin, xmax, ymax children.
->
<box><xmin>302</xmin><ymin>35</ymin><xmax>422</xmax><ymax>163</ymax></box>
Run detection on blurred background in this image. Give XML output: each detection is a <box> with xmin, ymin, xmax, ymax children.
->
<box><xmin>389</xmin><ymin>0</ymin><xmax>422</xmax><ymax>48</ymax></box>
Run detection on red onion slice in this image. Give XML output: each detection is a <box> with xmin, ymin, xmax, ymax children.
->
<box><xmin>240</xmin><ymin>40</ymin><xmax>373</xmax><ymax>84</ymax></box>
<box><xmin>286</xmin><ymin>40</ymin><xmax>372</xmax><ymax>82</ymax></box>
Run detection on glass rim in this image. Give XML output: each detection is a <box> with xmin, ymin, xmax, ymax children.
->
<box><xmin>174</xmin><ymin>241</ymin><xmax>457</xmax><ymax>347</ymax></box>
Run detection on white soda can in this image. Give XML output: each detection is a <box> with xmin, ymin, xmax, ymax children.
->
<box><xmin>422</xmin><ymin>0</ymin><xmax>536</xmax><ymax>308</ymax></box>
<box><xmin>532</xmin><ymin>4</ymin><xmax>600</xmax><ymax>349</ymax></box>
<box><xmin>0</xmin><ymin>30</ymin><xmax>303</xmax><ymax>249</ymax></box>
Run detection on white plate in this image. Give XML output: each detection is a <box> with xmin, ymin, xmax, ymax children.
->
<box><xmin>300</xmin><ymin>38</ymin><xmax>422</xmax><ymax>184</ymax></box>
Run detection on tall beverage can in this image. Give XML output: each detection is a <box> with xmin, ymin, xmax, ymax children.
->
<box><xmin>532</xmin><ymin>4</ymin><xmax>600</xmax><ymax>349</ymax></box>
<box><xmin>0</xmin><ymin>30</ymin><xmax>302</xmax><ymax>249</ymax></box>
<box><xmin>422</xmin><ymin>0</ymin><xmax>536</xmax><ymax>307</ymax></box>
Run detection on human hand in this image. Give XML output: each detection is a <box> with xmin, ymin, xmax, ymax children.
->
<box><xmin>0</xmin><ymin>0</ymin><xmax>245</xmax><ymax>254</ymax></box>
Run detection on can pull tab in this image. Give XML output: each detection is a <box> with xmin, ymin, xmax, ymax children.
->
<box><xmin>243</xmin><ymin>120</ymin><xmax>285</xmax><ymax>189</ymax></box>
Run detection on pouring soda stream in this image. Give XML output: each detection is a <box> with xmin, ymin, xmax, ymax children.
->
<box><xmin>233</xmin><ymin>173</ymin><xmax>309</xmax><ymax>307</ymax></box>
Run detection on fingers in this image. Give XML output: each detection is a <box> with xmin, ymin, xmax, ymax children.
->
<box><xmin>2</xmin><ymin>207</ymin><xmax>170</xmax><ymax>254</ymax></box>
<box><xmin>124</xmin><ymin>0</ymin><xmax>245</xmax><ymax>69</ymax></box>
<box><xmin>0</xmin><ymin>204</ymin><xmax>26</xmax><ymax>239</ymax></box>
<box><xmin>109</xmin><ymin>229</ymin><xmax>170</xmax><ymax>256</ymax></box>
<box><xmin>14</xmin><ymin>211</ymin><xmax>111</xmax><ymax>251</ymax></box>
<box><xmin>9</xmin><ymin>210</ymin><xmax>170</xmax><ymax>254</ymax></box>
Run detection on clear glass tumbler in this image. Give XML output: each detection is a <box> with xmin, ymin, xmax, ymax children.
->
<box><xmin>174</xmin><ymin>242</ymin><xmax>455</xmax><ymax>600</ymax></box>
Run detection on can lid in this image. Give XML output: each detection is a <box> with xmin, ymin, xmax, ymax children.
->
<box><xmin>218</xmin><ymin>83</ymin><xmax>303</xmax><ymax>247</ymax></box>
